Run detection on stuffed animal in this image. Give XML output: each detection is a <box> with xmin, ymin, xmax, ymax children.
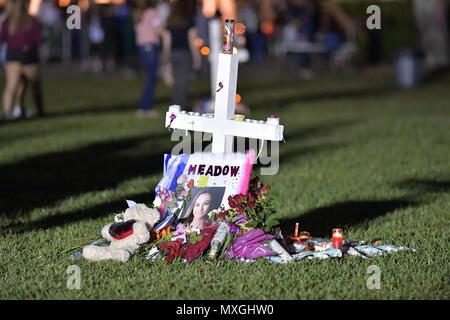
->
<box><xmin>83</xmin><ymin>204</ymin><xmax>160</xmax><ymax>263</ymax></box>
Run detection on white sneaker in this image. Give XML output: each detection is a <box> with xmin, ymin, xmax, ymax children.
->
<box><xmin>12</xmin><ymin>106</ymin><xmax>22</xmax><ymax>119</ymax></box>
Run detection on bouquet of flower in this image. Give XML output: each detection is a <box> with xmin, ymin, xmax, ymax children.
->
<box><xmin>209</xmin><ymin>175</ymin><xmax>279</xmax><ymax>234</ymax></box>
<box><xmin>134</xmin><ymin>175</ymin><xmax>279</xmax><ymax>262</ymax></box>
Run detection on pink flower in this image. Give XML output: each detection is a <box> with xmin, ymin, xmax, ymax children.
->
<box><xmin>262</xmin><ymin>185</ymin><xmax>269</xmax><ymax>194</ymax></box>
<box><xmin>181</xmin><ymin>190</ymin><xmax>189</xmax><ymax>197</ymax></box>
<box><xmin>174</xmin><ymin>226</ymin><xmax>185</xmax><ymax>235</ymax></box>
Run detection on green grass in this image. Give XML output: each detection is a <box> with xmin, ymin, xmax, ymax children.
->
<box><xmin>0</xmin><ymin>68</ymin><xmax>449</xmax><ymax>299</ymax></box>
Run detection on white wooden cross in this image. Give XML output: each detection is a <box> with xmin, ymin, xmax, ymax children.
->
<box><xmin>165</xmin><ymin>39</ymin><xmax>284</xmax><ymax>154</ymax></box>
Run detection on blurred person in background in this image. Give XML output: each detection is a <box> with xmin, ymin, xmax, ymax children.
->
<box><xmin>117</xmin><ymin>0</ymin><xmax>136</xmax><ymax>77</ymax></box>
<box><xmin>315</xmin><ymin>0</ymin><xmax>356</xmax><ymax>69</ymax></box>
<box><xmin>36</xmin><ymin>0</ymin><xmax>61</xmax><ymax>64</ymax></box>
<box><xmin>164</xmin><ymin>0</ymin><xmax>201</xmax><ymax>109</ymax></box>
<box><xmin>1</xmin><ymin>0</ymin><xmax>44</xmax><ymax>121</ymax></box>
<box><xmin>88</xmin><ymin>3</ymin><xmax>105</xmax><ymax>74</ymax></box>
<box><xmin>1</xmin><ymin>2</ymin><xmax>25</xmax><ymax>120</ymax></box>
<box><xmin>100</xmin><ymin>3</ymin><xmax>119</xmax><ymax>72</ymax></box>
<box><xmin>413</xmin><ymin>0</ymin><xmax>448</xmax><ymax>71</ymax></box>
<box><xmin>283</xmin><ymin>0</ymin><xmax>316</xmax><ymax>78</ymax></box>
<box><xmin>277</xmin><ymin>0</ymin><xmax>355</xmax><ymax>76</ymax></box>
<box><xmin>237</xmin><ymin>0</ymin><xmax>264</xmax><ymax>62</ymax></box>
<box><xmin>201</xmin><ymin>0</ymin><xmax>237</xmax><ymax>21</ymax></box>
<box><xmin>133</xmin><ymin>0</ymin><xmax>168</xmax><ymax>118</ymax></box>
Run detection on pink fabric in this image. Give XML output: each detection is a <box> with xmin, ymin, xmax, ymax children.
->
<box><xmin>225</xmin><ymin>229</ymin><xmax>275</xmax><ymax>260</ymax></box>
<box><xmin>135</xmin><ymin>8</ymin><xmax>161</xmax><ymax>46</ymax></box>
<box><xmin>238</xmin><ymin>150</ymin><xmax>255</xmax><ymax>195</ymax></box>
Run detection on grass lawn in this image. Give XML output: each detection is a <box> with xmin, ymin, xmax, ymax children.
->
<box><xmin>0</xmin><ymin>66</ymin><xmax>448</xmax><ymax>300</ymax></box>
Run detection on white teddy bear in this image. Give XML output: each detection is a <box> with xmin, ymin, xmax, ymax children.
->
<box><xmin>83</xmin><ymin>203</ymin><xmax>160</xmax><ymax>263</ymax></box>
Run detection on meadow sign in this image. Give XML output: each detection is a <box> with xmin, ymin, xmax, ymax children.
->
<box><xmin>155</xmin><ymin>152</ymin><xmax>254</xmax><ymax>207</ymax></box>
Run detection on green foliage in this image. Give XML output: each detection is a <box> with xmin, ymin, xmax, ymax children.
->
<box><xmin>220</xmin><ymin>232</ymin><xmax>232</xmax><ymax>258</ymax></box>
<box><xmin>188</xmin><ymin>233</ymin><xmax>203</xmax><ymax>245</ymax></box>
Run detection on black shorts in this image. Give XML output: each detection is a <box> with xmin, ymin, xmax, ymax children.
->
<box><xmin>6</xmin><ymin>47</ymin><xmax>39</xmax><ymax>64</ymax></box>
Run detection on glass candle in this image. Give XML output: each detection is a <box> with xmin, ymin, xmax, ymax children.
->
<box><xmin>332</xmin><ymin>228</ymin><xmax>343</xmax><ymax>249</ymax></box>
<box><xmin>223</xmin><ymin>19</ymin><xmax>235</xmax><ymax>54</ymax></box>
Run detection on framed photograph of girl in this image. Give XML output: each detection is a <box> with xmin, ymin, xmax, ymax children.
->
<box><xmin>178</xmin><ymin>187</ymin><xmax>226</xmax><ymax>230</ymax></box>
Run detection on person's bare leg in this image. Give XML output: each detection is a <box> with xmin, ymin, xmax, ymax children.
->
<box><xmin>2</xmin><ymin>62</ymin><xmax>22</xmax><ymax>118</ymax></box>
<box><xmin>12</xmin><ymin>76</ymin><xmax>27</xmax><ymax>118</ymax></box>
<box><xmin>21</xmin><ymin>64</ymin><xmax>43</xmax><ymax>116</ymax></box>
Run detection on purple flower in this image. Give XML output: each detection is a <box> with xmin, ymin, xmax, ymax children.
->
<box><xmin>235</xmin><ymin>214</ymin><xmax>247</xmax><ymax>224</ymax></box>
<box><xmin>237</xmin><ymin>217</ymin><xmax>247</xmax><ymax>224</ymax></box>
<box><xmin>229</xmin><ymin>224</ymin><xmax>241</xmax><ymax>233</ymax></box>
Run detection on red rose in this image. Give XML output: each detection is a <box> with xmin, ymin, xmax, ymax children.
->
<box><xmin>236</xmin><ymin>203</ymin><xmax>245</xmax><ymax>213</ymax></box>
<box><xmin>187</xmin><ymin>179</ymin><xmax>194</xmax><ymax>187</ymax></box>
<box><xmin>248</xmin><ymin>200</ymin><xmax>255</xmax><ymax>209</ymax></box>
<box><xmin>228</xmin><ymin>196</ymin><xmax>237</xmax><ymax>208</ymax></box>
<box><xmin>218</xmin><ymin>211</ymin><xmax>227</xmax><ymax>219</ymax></box>
<box><xmin>262</xmin><ymin>185</ymin><xmax>269</xmax><ymax>193</ymax></box>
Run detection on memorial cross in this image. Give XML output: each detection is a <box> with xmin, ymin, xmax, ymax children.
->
<box><xmin>165</xmin><ymin>20</ymin><xmax>284</xmax><ymax>154</ymax></box>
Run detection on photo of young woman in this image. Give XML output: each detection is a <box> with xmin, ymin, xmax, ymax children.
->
<box><xmin>180</xmin><ymin>187</ymin><xmax>225</xmax><ymax>230</ymax></box>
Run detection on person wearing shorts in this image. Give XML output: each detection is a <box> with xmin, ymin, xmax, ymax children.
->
<box><xmin>0</xmin><ymin>0</ymin><xmax>44</xmax><ymax>120</ymax></box>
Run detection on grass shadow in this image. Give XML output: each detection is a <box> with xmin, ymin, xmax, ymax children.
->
<box><xmin>0</xmin><ymin>191</ymin><xmax>151</xmax><ymax>235</ymax></box>
<box><xmin>0</xmin><ymin>133</ymin><xmax>171</xmax><ymax>217</ymax></box>
<box><xmin>249</xmin><ymin>119</ymin><xmax>357</xmax><ymax>171</ymax></box>
<box><xmin>245</xmin><ymin>84</ymin><xmax>396</xmax><ymax>113</ymax></box>
<box><xmin>279</xmin><ymin>199</ymin><xmax>419</xmax><ymax>238</ymax></box>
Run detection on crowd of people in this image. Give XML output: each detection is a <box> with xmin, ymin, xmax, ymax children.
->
<box><xmin>0</xmin><ymin>0</ymin><xmax>363</xmax><ymax>121</ymax></box>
